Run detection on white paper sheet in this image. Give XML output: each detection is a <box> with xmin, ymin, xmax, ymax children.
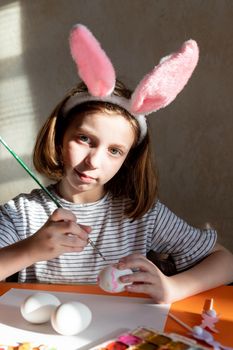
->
<box><xmin>0</xmin><ymin>288</ymin><xmax>170</xmax><ymax>349</ymax></box>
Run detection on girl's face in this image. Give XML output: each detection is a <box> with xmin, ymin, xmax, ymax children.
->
<box><xmin>59</xmin><ymin>111</ymin><xmax>136</xmax><ymax>203</ymax></box>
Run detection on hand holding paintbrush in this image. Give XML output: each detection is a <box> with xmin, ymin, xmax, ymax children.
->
<box><xmin>0</xmin><ymin>136</ymin><xmax>106</xmax><ymax>261</ymax></box>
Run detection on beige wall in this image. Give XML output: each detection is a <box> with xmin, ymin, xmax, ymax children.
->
<box><xmin>1</xmin><ymin>0</ymin><xmax>233</xmax><ymax>251</ymax></box>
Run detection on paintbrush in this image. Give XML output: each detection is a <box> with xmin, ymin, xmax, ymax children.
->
<box><xmin>0</xmin><ymin>136</ymin><xmax>106</xmax><ymax>261</ymax></box>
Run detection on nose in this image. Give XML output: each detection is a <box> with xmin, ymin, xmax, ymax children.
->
<box><xmin>84</xmin><ymin>148</ymin><xmax>103</xmax><ymax>169</ymax></box>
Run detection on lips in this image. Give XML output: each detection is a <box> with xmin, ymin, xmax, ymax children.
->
<box><xmin>75</xmin><ymin>169</ymin><xmax>95</xmax><ymax>183</ymax></box>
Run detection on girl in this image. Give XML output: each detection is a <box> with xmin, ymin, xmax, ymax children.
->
<box><xmin>0</xmin><ymin>25</ymin><xmax>232</xmax><ymax>303</ymax></box>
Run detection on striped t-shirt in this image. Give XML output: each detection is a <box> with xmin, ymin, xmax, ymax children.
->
<box><xmin>0</xmin><ymin>185</ymin><xmax>217</xmax><ymax>284</ymax></box>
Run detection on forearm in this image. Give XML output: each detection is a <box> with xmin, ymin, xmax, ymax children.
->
<box><xmin>169</xmin><ymin>244</ymin><xmax>233</xmax><ymax>302</ymax></box>
<box><xmin>0</xmin><ymin>239</ymin><xmax>36</xmax><ymax>281</ymax></box>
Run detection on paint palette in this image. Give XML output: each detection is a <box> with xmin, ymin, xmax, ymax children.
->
<box><xmin>0</xmin><ymin>343</ymin><xmax>56</xmax><ymax>350</ymax></box>
<box><xmin>89</xmin><ymin>327</ymin><xmax>207</xmax><ymax>350</ymax></box>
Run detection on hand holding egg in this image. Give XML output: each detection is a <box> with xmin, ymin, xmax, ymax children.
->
<box><xmin>98</xmin><ymin>265</ymin><xmax>133</xmax><ymax>293</ymax></box>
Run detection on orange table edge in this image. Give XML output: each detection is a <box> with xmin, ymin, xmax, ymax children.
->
<box><xmin>0</xmin><ymin>282</ymin><xmax>232</xmax><ymax>346</ymax></box>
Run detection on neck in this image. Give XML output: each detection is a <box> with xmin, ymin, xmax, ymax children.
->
<box><xmin>55</xmin><ymin>181</ymin><xmax>105</xmax><ymax>204</ymax></box>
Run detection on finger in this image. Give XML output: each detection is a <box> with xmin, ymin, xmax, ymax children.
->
<box><xmin>49</xmin><ymin>210</ymin><xmax>92</xmax><ymax>234</ymax></box>
<box><xmin>118</xmin><ymin>255</ymin><xmax>157</xmax><ymax>273</ymax></box>
<box><xmin>120</xmin><ymin>271</ymin><xmax>153</xmax><ymax>284</ymax></box>
<box><xmin>66</xmin><ymin>246</ymin><xmax>86</xmax><ymax>253</ymax></box>
<box><xmin>61</xmin><ymin>233</ymin><xmax>88</xmax><ymax>249</ymax></box>
<box><xmin>47</xmin><ymin>221</ymin><xmax>90</xmax><ymax>241</ymax></box>
<box><xmin>79</xmin><ymin>223</ymin><xmax>92</xmax><ymax>233</ymax></box>
<box><xmin>50</xmin><ymin>208</ymin><xmax>77</xmax><ymax>222</ymax></box>
<box><xmin>124</xmin><ymin>282</ymin><xmax>153</xmax><ymax>295</ymax></box>
<box><xmin>124</xmin><ymin>283</ymin><xmax>166</xmax><ymax>304</ymax></box>
<box><xmin>118</xmin><ymin>253</ymin><xmax>149</xmax><ymax>267</ymax></box>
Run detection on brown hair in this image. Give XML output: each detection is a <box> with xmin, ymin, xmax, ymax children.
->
<box><xmin>33</xmin><ymin>80</ymin><xmax>158</xmax><ymax>219</ymax></box>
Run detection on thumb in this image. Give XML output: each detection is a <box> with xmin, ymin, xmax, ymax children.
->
<box><xmin>79</xmin><ymin>223</ymin><xmax>92</xmax><ymax>234</ymax></box>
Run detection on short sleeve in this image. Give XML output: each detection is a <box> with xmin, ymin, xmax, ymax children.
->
<box><xmin>150</xmin><ymin>201</ymin><xmax>217</xmax><ymax>271</ymax></box>
<box><xmin>0</xmin><ymin>204</ymin><xmax>19</xmax><ymax>247</ymax></box>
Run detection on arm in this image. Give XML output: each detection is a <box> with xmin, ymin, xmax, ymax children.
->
<box><xmin>0</xmin><ymin>208</ymin><xmax>91</xmax><ymax>281</ymax></box>
<box><xmin>167</xmin><ymin>243</ymin><xmax>233</xmax><ymax>301</ymax></box>
<box><xmin>117</xmin><ymin>243</ymin><xmax>233</xmax><ymax>303</ymax></box>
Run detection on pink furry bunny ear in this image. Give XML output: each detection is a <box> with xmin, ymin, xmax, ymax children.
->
<box><xmin>130</xmin><ymin>40</ymin><xmax>199</xmax><ymax>115</ymax></box>
<box><xmin>70</xmin><ymin>24</ymin><xmax>116</xmax><ymax>97</ymax></box>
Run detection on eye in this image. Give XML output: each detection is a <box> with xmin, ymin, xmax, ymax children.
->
<box><xmin>109</xmin><ymin>147</ymin><xmax>122</xmax><ymax>156</ymax></box>
<box><xmin>78</xmin><ymin>134</ymin><xmax>91</xmax><ymax>144</ymax></box>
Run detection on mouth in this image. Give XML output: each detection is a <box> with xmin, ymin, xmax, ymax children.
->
<box><xmin>75</xmin><ymin>170</ymin><xmax>96</xmax><ymax>183</ymax></box>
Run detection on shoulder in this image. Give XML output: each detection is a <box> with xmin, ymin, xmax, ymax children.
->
<box><xmin>2</xmin><ymin>188</ymin><xmax>44</xmax><ymax>207</ymax></box>
<box><xmin>0</xmin><ymin>186</ymin><xmax>56</xmax><ymax>216</ymax></box>
<box><xmin>140</xmin><ymin>199</ymin><xmax>164</xmax><ymax>219</ymax></box>
<box><xmin>108</xmin><ymin>195</ymin><xmax>162</xmax><ymax>223</ymax></box>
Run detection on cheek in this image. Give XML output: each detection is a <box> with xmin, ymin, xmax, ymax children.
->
<box><xmin>104</xmin><ymin>158</ymin><xmax>126</xmax><ymax>179</ymax></box>
<box><xmin>62</xmin><ymin>143</ymin><xmax>81</xmax><ymax>166</ymax></box>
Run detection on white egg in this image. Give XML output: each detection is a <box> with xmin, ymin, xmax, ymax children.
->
<box><xmin>51</xmin><ymin>301</ymin><xmax>92</xmax><ymax>336</ymax></box>
<box><xmin>20</xmin><ymin>292</ymin><xmax>61</xmax><ymax>324</ymax></box>
<box><xmin>98</xmin><ymin>265</ymin><xmax>133</xmax><ymax>293</ymax></box>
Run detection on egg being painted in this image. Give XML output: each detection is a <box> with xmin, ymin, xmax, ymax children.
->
<box><xmin>51</xmin><ymin>301</ymin><xmax>92</xmax><ymax>336</ymax></box>
<box><xmin>20</xmin><ymin>292</ymin><xmax>61</xmax><ymax>324</ymax></box>
<box><xmin>98</xmin><ymin>265</ymin><xmax>133</xmax><ymax>293</ymax></box>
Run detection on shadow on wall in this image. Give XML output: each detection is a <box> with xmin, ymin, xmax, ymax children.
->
<box><xmin>0</xmin><ymin>155</ymin><xmax>32</xmax><ymax>184</ymax></box>
<box><xmin>0</xmin><ymin>153</ymin><xmax>48</xmax><ymax>204</ymax></box>
<box><xmin>0</xmin><ymin>0</ymin><xmax>39</xmax><ymax>203</ymax></box>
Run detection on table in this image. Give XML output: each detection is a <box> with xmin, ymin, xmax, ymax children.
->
<box><xmin>166</xmin><ymin>285</ymin><xmax>233</xmax><ymax>346</ymax></box>
<box><xmin>0</xmin><ymin>282</ymin><xmax>232</xmax><ymax>347</ymax></box>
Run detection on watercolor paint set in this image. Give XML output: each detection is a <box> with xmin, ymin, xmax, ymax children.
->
<box><xmin>89</xmin><ymin>326</ymin><xmax>207</xmax><ymax>350</ymax></box>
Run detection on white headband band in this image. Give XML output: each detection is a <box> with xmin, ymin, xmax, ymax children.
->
<box><xmin>63</xmin><ymin>92</ymin><xmax>147</xmax><ymax>143</ymax></box>
<box><xmin>65</xmin><ymin>24</ymin><xmax>199</xmax><ymax>143</ymax></box>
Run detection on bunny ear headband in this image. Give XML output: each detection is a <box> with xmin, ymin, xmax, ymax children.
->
<box><xmin>64</xmin><ymin>24</ymin><xmax>199</xmax><ymax>143</ymax></box>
